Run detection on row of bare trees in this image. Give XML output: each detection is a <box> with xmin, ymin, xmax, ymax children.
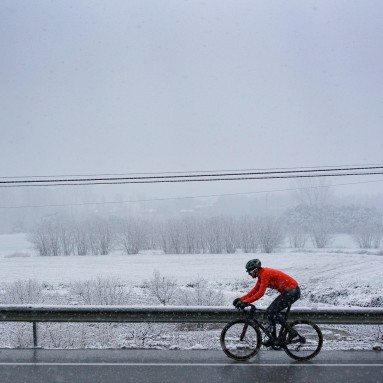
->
<box><xmin>28</xmin><ymin>204</ymin><xmax>383</xmax><ymax>256</ymax></box>
<box><xmin>28</xmin><ymin>214</ymin><xmax>285</xmax><ymax>256</ymax></box>
<box><xmin>283</xmin><ymin>204</ymin><xmax>383</xmax><ymax>249</ymax></box>
<box><xmin>28</xmin><ymin>216</ymin><xmax>115</xmax><ymax>256</ymax></box>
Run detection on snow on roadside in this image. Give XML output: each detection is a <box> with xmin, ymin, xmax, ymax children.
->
<box><xmin>0</xmin><ymin>233</ymin><xmax>382</xmax><ymax>310</ymax></box>
<box><xmin>0</xmin><ymin>250</ymin><xmax>382</xmax><ymax>288</ymax></box>
<box><xmin>0</xmin><ymin>238</ymin><xmax>382</xmax><ymax>350</ymax></box>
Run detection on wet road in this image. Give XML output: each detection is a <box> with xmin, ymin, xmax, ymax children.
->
<box><xmin>0</xmin><ymin>349</ymin><xmax>382</xmax><ymax>383</ymax></box>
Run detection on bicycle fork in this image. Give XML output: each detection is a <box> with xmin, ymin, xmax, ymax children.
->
<box><xmin>240</xmin><ymin>323</ymin><xmax>249</xmax><ymax>341</ymax></box>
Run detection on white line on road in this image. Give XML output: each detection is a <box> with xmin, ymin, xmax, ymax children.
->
<box><xmin>0</xmin><ymin>363</ymin><xmax>382</xmax><ymax>367</ymax></box>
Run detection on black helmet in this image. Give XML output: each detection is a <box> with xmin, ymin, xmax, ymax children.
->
<box><xmin>245</xmin><ymin>259</ymin><xmax>261</xmax><ymax>272</ymax></box>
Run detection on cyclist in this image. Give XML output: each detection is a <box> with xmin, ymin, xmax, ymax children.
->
<box><xmin>233</xmin><ymin>259</ymin><xmax>301</xmax><ymax>347</ymax></box>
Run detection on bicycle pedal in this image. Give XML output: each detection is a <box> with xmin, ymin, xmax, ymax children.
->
<box><xmin>262</xmin><ymin>339</ymin><xmax>274</xmax><ymax>347</ymax></box>
<box><xmin>287</xmin><ymin>333</ymin><xmax>300</xmax><ymax>343</ymax></box>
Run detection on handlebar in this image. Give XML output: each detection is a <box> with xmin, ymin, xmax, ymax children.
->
<box><xmin>236</xmin><ymin>303</ymin><xmax>256</xmax><ymax>314</ymax></box>
<box><xmin>248</xmin><ymin>303</ymin><xmax>256</xmax><ymax>313</ymax></box>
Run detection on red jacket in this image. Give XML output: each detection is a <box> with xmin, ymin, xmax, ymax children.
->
<box><xmin>240</xmin><ymin>267</ymin><xmax>298</xmax><ymax>304</ymax></box>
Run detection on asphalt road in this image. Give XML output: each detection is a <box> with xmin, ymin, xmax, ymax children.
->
<box><xmin>0</xmin><ymin>349</ymin><xmax>382</xmax><ymax>383</ymax></box>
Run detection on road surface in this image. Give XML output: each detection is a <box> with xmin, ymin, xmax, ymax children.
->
<box><xmin>0</xmin><ymin>349</ymin><xmax>382</xmax><ymax>383</ymax></box>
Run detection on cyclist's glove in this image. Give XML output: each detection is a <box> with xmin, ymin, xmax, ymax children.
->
<box><xmin>232</xmin><ymin>298</ymin><xmax>241</xmax><ymax>307</ymax></box>
<box><xmin>235</xmin><ymin>300</ymin><xmax>248</xmax><ymax>310</ymax></box>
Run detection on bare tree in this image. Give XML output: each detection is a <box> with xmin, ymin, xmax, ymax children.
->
<box><xmin>203</xmin><ymin>217</ymin><xmax>225</xmax><ymax>254</ymax></box>
<box><xmin>28</xmin><ymin>219</ymin><xmax>61</xmax><ymax>256</ymax></box>
<box><xmin>309</xmin><ymin>218</ymin><xmax>333</xmax><ymax>248</ymax></box>
<box><xmin>28</xmin><ymin>225</ymin><xmax>50</xmax><ymax>256</ymax></box>
<box><xmin>72</xmin><ymin>220</ymin><xmax>89</xmax><ymax>255</ymax></box>
<box><xmin>71</xmin><ymin>277</ymin><xmax>130</xmax><ymax>305</ymax></box>
<box><xmin>57</xmin><ymin>218</ymin><xmax>75</xmax><ymax>255</ymax></box>
<box><xmin>352</xmin><ymin>220</ymin><xmax>383</xmax><ymax>249</ymax></box>
<box><xmin>308</xmin><ymin>206</ymin><xmax>334</xmax><ymax>248</ymax></box>
<box><xmin>221</xmin><ymin>216</ymin><xmax>238</xmax><ymax>254</ymax></box>
<box><xmin>88</xmin><ymin>217</ymin><xmax>115</xmax><ymax>255</ymax></box>
<box><xmin>178</xmin><ymin>278</ymin><xmax>224</xmax><ymax>306</ymax></box>
<box><xmin>118</xmin><ymin>217</ymin><xmax>148</xmax><ymax>255</ymax></box>
<box><xmin>238</xmin><ymin>216</ymin><xmax>259</xmax><ymax>253</ymax></box>
<box><xmin>373</xmin><ymin>227</ymin><xmax>383</xmax><ymax>249</ymax></box>
<box><xmin>168</xmin><ymin>218</ymin><xmax>185</xmax><ymax>254</ymax></box>
<box><xmin>286</xmin><ymin>223</ymin><xmax>307</xmax><ymax>248</ymax></box>
<box><xmin>258</xmin><ymin>216</ymin><xmax>284</xmax><ymax>253</ymax></box>
<box><xmin>148</xmin><ymin>271</ymin><xmax>178</xmax><ymax>306</ymax></box>
<box><xmin>292</xmin><ymin>178</ymin><xmax>334</xmax><ymax>206</ymax></box>
<box><xmin>124</xmin><ymin>323</ymin><xmax>165</xmax><ymax>347</ymax></box>
<box><xmin>181</xmin><ymin>216</ymin><xmax>203</xmax><ymax>254</ymax></box>
<box><xmin>158</xmin><ymin>218</ymin><xmax>183</xmax><ymax>254</ymax></box>
<box><xmin>2</xmin><ymin>279</ymin><xmax>43</xmax><ymax>304</ymax></box>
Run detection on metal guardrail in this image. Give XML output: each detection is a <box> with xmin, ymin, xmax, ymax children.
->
<box><xmin>1</xmin><ymin>305</ymin><xmax>383</xmax><ymax>324</ymax></box>
<box><xmin>1</xmin><ymin>305</ymin><xmax>383</xmax><ymax>348</ymax></box>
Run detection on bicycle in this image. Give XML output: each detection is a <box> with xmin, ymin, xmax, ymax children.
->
<box><xmin>220</xmin><ymin>304</ymin><xmax>323</xmax><ymax>361</ymax></box>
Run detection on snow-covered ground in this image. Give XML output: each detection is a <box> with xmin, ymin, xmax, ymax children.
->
<box><xmin>1</xmin><ymin>249</ymin><xmax>383</xmax><ymax>289</ymax></box>
<box><xmin>0</xmin><ymin>233</ymin><xmax>382</xmax><ymax>350</ymax></box>
<box><xmin>2</xmin><ymin>250</ymin><xmax>383</xmax><ymax>311</ymax></box>
<box><xmin>0</xmin><ymin>233</ymin><xmax>382</xmax><ymax>301</ymax></box>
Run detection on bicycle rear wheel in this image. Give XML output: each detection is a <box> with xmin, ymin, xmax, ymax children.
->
<box><xmin>283</xmin><ymin>320</ymin><xmax>323</xmax><ymax>361</ymax></box>
<box><xmin>220</xmin><ymin>319</ymin><xmax>261</xmax><ymax>361</ymax></box>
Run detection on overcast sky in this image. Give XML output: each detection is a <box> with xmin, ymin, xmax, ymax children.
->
<box><xmin>1</xmin><ymin>0</ymin><xmax>383</xmax><ymax>200</ymax></box>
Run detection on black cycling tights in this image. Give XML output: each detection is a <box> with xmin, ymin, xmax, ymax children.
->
<box><xmin>266</xmin><ymin>287</ymin><xmax>301</xmax><ymax>330</ymax></box>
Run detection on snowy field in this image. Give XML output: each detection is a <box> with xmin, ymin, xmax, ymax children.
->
<box><xmin>0</xmin><ymin>234</ymin><xmax>382</xmax><ymax>350</ymax></box>
<box><xmin>0</xmin><ymin>233</ymin><xmax>382</xmax><ymax>304</ymax></box>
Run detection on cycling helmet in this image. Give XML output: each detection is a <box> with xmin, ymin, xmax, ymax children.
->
<box><xmin>245</xmin><ymin>259</ymin><xmax>261</xmax><ymax>272</ymax></box>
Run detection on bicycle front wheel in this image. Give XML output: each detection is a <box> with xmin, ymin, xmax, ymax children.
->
<box><xmin>220</xmin><ymin>320</ymin><xmax>261</xmax><ymax>361</ymax></box>
<box><xmin>283</xmin><ymin>320</ymin><xmax>323</xmax><ymax>361</ymax></box>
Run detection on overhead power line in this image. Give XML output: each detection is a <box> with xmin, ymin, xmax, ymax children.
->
<box><xmin>1</xmin><ymin>163</ymin><xmax>383</xmax><ymax>179</ymax></box>
<box><xmin>1</xmin><ymin>172</ymin><xmax>383</xmax><ymax>187</ymax></box>
<box><xmin>0</xmin><ymin>166</ymin><xmax>383</xmax><ymax>187</ymax></box>
<box><xmin>1</xmin><ymin>179</ymin><xmax>383</xmax><ymax>209</ymax></box>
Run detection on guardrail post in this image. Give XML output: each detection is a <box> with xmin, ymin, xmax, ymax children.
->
<box><xmin>33</xmin><ymin>322</ymin><xmax>38</xmax><ymax>348</ymax></box>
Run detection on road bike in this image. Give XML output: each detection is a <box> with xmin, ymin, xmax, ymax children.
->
<box><xmin>220</xmin><ymin>304</ymin><xmax>323</xmax><ymax>361</ymax></box>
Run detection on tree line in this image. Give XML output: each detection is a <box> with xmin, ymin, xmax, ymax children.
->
<box><xmin>28</xmin><ymin>214</ymin><xmax>284</xmax><ymax>256</ymax></box>
<box><xmin>28</xmin><ymin>203</ymin><xmax>383</xmax><ymax>256</ymax></box>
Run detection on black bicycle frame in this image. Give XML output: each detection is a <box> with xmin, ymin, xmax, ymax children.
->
<box><xmin>244</xmin><ymin>304</ymin><xmax>293</xmax><ymax>344</ymax></box>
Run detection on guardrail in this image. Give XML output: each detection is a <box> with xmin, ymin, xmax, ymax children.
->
<box><xmin>1</xmin><ymin>305</ymin><xmax>383</xmax><ymax>348</ymax></box>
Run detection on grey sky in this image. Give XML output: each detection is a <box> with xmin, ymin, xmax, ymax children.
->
<box><xmin>1</xmin><ymin>0</ymin><xmax>383</xmax><ymax>200</ymax></box>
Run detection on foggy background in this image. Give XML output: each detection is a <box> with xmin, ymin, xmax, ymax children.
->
<box><xmin>1</xmin><ymin>0</ymin><xmax>383</xmax><ymax>233</ymax></box>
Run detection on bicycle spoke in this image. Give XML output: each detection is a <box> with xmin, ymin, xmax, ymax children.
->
<box><xmin>284</xmin><ymin>321</ymin><xmax>323</xmax><ymax>361</ymax></box>
<box><xmin>220</xmin><ymin>320</ymin><xmax>261</xmax><ymax>360</ymax></box>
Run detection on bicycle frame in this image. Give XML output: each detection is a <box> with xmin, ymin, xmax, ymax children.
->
<box><xmin>242</xmin><ymin>304</ymin><xmax>294</xmax><ymax>347</ymax></box>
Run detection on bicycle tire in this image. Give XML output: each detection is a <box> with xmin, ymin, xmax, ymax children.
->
<box><xmin>220</xmin><ymin>319</ymin><xmax>261</xmax><ymax>361</ymax></box>
<box><xmin>283</xmin><ymin>320</ymin><xmax>323</xmax><ymax>361</ymax></box>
